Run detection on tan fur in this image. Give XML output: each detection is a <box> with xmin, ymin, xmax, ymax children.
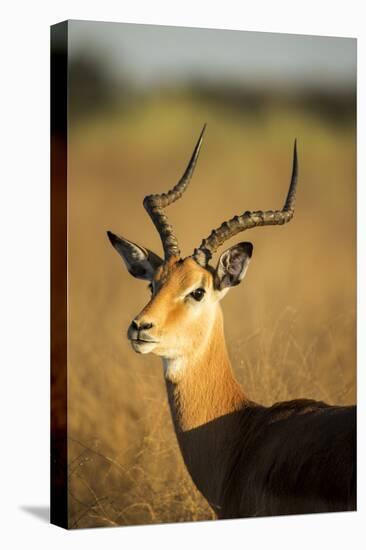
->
<box><xmin>167</xmin><ymin>307</ymin><xmax>246</xmax><ymax>431</ymax></box>
<box><xmin>133</xmin><ymin>257</ymin><xmax>247</xmax><ymax>431</ymax></box>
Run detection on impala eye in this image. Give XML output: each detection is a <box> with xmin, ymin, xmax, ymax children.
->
<box><xmin>190</xmin><ymin>288</ymin><xmax>205</xmax><ymax>302</ymax></box>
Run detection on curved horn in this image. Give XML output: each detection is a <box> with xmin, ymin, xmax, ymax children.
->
<box><xmin>193</xmin><ymin>140</ymin><xmax>298</xmax><ymax>266</ymax></box>
<box><xmin>143</xmin><ymin>125</ymin><xmax>206</xmax><ymax>259</ymax></box>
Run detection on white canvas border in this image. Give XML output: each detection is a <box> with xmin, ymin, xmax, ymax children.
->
<box><xmin>0</xmin><ymin>1</ymin><xmax>364</xmax><ymax>549</ymax></box>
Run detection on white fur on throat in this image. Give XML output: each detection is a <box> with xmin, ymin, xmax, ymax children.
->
<box><xmin>163</xmin><ymin>357</ymin><xmax>186</xmax><ymax>382</ymax></box>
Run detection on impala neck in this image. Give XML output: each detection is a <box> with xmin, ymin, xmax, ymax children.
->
<box><xmin>164</xmin><ymin>306</ymin><xmax>247</xmax><ymax>432</ymax></box>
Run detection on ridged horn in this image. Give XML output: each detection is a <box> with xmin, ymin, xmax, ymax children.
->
<box><xmin>143</xmin><ymin>125</ymin><xmax>206</xmax><ymax>259</ymax></box>
<box><xmin>193</xmin><ymin>140</ymin><xmax>298</xmax><ymax>266</ymax></box>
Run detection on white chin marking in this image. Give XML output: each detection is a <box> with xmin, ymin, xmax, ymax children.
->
<box><xmin>163</xmin><ymin>357</ymin><xmax>185</xmax><ymax>382</ymax></box>
<box><xmin>130</xmin><ymin>341</ymin><xmax>157</xmax><ymax>354</ymax></box>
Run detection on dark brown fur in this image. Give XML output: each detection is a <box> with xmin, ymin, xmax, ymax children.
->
<box><xmin>169</xmin><ymin>395</ymin><xmax>356</xmax><ymax>518</ymax></box>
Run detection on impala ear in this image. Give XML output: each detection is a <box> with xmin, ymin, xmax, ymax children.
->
<box><xmin>107</xmin><ymin>231</ymin><xmax>163</xmax><ymax>281</ymax></box>
<box><xmin>214</xmin><ymin>242</ymin><xmax>253</xmax><ymax>291</ymax></box>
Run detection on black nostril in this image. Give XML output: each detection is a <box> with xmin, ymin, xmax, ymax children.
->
<box><xmin>140</xmin><ymin>322</ymin><xmax>153</xmax><ymax>331</ymax></box>
<box><xmin>130</xmin><ymin>320</ymin><xmax>153</xmax><ymax>332</ymax></box>
<box><xmin>131</xmin><ymin>320</ymin><xmax>139</xmax><ymax>331</ymax></box>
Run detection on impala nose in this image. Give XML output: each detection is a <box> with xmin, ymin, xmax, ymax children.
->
<box><xmin>128</xmin><ymin>319</ymin><xmax>155</xmax><ymax>341</ymax></box>
<box><xmin>130</xmin><ymin>320</ymin><xmax>154</xmax><ymax>331</ymax></box>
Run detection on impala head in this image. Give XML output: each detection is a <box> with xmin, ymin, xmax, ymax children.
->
<box><xmin>107</xmin><ymin>126</ymin><xmax>298</xmax><ymax>360</ymax></box>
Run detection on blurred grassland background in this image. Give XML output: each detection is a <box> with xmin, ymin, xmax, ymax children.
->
<box><xmin>65</xmin><ymin>21</ymin><xmax>356</xmax><ymax>528</ymax></box>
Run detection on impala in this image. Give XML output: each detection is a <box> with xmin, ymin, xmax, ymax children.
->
<box><xmin>107</xmin><ymin>126</ymin><xmax>356</xmax><ymax>518</ymax></box>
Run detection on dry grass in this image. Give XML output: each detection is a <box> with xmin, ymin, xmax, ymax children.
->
<box><xmin>66</xmin><ymin>97</ymin><xmax>356</xmax><ymax>528</ymax></box>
